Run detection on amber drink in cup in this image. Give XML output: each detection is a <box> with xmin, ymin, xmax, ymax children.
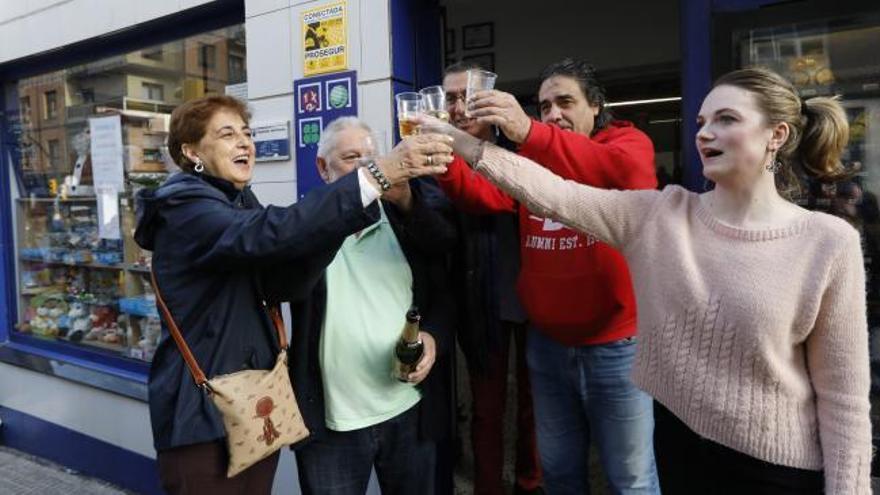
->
<box><xmin>395</xmin><ymin>92</ymin><xmax>423</xmax><ymax>137</ymax></box>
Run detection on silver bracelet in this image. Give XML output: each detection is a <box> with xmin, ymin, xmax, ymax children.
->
<box><xmin>363</xmin><ymin>159</ymin><xmax>391</xmax><ymax>192</ymax></box>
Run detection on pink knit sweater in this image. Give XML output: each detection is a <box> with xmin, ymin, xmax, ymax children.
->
<box><xmin>475</xmin><ymin>144</ymin><xmax>872</xmax><ymax>494</ymax></box>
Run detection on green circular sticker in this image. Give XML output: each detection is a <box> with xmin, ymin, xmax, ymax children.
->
<box><xmin>328</xmin><ymin>85</ymin><xmax>349</xmax><ymax>109</ymax></box>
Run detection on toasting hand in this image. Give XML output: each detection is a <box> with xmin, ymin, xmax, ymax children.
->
<box><xmin>371</xmin><ymin>133</ymin><xmax>454</xmax><ymax>187</ymax></box>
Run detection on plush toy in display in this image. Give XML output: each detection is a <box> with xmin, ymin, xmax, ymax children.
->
<box><xmin>65</xmin><ymin>302</ymin><xmax>91</xmax><ymax>342</ymax></box>
<box><xmin>31</xmin><ymin>307</ymin><xmax>57</xmax><ymax>337</ymax></box>
<box><xmin>85</xmin><ymin>306</ymin><xmax>118</xmax><ymax>341</ymax></box>
<box><xmin>138</xmin><ymin>316</ymin><xmax>162</xmax><ymax>358</ymax></box>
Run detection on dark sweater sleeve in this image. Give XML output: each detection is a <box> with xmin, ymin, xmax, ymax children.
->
<box><xmin>162</xmin><ymin>172</ymin><xmax>379</xmax><ymax>270</ymax></box>
<box><xmin>388</xmin><ymin>179</ymin><xmax>458</xmax><ymax>359</ymax></box>
<box><xmin>394</xmin><ymin>178</ymin><xmax>459</xmax><ymax>256</ymax></box>
<box><xmin>422</xmin><ymin>263</ymin><xmax>456</xmax><ymax>359</ymax></box>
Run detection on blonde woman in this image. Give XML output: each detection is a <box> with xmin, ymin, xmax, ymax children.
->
<box><xmin>424</xmin><ymin>68</ymin><xmax>870</xmax><ymax>494</ymax></box>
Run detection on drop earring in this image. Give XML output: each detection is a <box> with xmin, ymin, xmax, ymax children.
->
<box><xmin>765</xmin><ymin>150</ymin><xmax>781</xmax><ymax>174</ymax></box>
<box><xmin>194</xmin><ymin>158</ymin><xmax>205</xmax><ymax>173</ymax></box>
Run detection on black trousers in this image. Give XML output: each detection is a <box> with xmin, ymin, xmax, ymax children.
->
<box><xmin>157</xmin><ymin>440</ymin><xmax>279</xmax><ymax>495</ymax></box>
<box><xmin>653</xmin><ymin>402</ymin><xmax>823</xmax><ymax>494</ymax></box>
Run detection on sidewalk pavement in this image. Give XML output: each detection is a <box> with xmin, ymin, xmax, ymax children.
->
<box><xmin>0</xmin><ymin>446</ymin><xmax>131</xmax><ymax>495</ymax></box>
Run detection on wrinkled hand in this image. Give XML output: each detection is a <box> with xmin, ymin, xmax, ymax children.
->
<box><xmin>374</xmin><ymin>134</ymin><xmax>453</xmax><ymax>188</ymax></box>
<box><xmin>407</xmin><ymin>331</ymin><xmax>436</xmax><ymax>385</ymax></box>
<box><xmin>468</xmin><ymin>90</ymin><xmax>532</xmax><ymax>143</ymax></box>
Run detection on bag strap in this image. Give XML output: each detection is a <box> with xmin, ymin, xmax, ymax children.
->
<box><xmin>150</xmin><ymin>269</ymin><xmax>288</xmax><ymax>388</ymax></box>
<box><xmin>266</xmin><ymin>304</ymin><xmax>288</xmax><ymax>350</ymax></box>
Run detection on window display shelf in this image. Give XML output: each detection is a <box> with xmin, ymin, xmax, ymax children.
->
<box><xmin>80</xmin><ymin>339</ymin><xmax>129</xmax><ymax>353</ymax></box>
<box><xmin>16</xmin><ymin>196</ymin><xmax>98</xmax><ymax>203</ymax></box>
<box><xmin>13</xmin><ymin>190</ymin><xmax>156</xmax><ymax>366</ymax></box>
<box><xmin>122</xmin><ymin>263</ymin><xmax>151</xmax><ymax>274</ymax></box>
<box><xmin>20</xmin><ymin>256</ymin><xmax>125</xmax><ymax>271</ymax></box>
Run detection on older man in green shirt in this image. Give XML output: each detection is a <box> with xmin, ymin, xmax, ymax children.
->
<box><xmin>291</xmin><ymin>117</ymin><xmax>457</xmax><ymax>495</ymax></box>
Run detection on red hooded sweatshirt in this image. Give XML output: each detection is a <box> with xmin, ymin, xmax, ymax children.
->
<box><xmin>437</xmin><ymin>120</ymin><xmax>657</xmax><ymax>346</ymax></box>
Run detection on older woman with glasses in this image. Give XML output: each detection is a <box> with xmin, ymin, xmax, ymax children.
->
<box><xmin>135</xmin><ymin>95</ymin><xmax>452</xmax><ymax>494</ymax></box>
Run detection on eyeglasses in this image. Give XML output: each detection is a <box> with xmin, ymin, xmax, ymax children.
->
<box><xmin>445</xmin><ymin>92</ymin><xmax>467</xmax><ymax>105</ymax></box>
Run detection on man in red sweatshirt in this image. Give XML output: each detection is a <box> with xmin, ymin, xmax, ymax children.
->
<box><xmin>436</xmin><ymin>58</ymin><xmax>660</xmax><ymax>494</ymax></box>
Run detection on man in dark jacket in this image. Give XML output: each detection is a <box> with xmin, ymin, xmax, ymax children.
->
<box><xmin>442</xmin><ymin>61</ymin><xmax>543</xmax><ymax>495</ymax></box>
<box><xmin>287</xmin><ymin>117</ymin><xmax>457</xmax><ymax>495</ymax></box>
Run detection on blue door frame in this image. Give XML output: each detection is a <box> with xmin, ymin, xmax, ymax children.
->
<box><xmin>679</xmin><ymin>0</ymin><xmax>781</xmax><ymax>192</ymax></box>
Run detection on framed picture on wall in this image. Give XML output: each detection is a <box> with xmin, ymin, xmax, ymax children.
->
<box><xmin>462</xmin><ymin>22</ymin><xmax>493</xmax><ymax>50</ymax></box>
<box><xmin>462</xmin><ymin>52</ymin><xmax>494</xmax><ymax>72</ymax></box>
<box><xmin>445</xmin><ymin>29</ymin><xmax>456</xmax><ymax>54</ymax></box>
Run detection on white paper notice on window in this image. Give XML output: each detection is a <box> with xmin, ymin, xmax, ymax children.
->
<box><xmin>96</xmin><ymin>184</ymin><xmax>121</xmax><ymax>240</ymax></box>
<box><xmin>89</xmin><ymin>115</ymin><xmax>125</xmax><ymax>191</ymax></box>
<box><xmin>225</xmin><ymin>82</ymin><xmax>248</xmax><ymax>101</ymax></box>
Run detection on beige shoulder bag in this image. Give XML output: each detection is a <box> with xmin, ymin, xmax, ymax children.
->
<box><xmin>151</xmin><ymin>270</ymin><xmax>309</xmax><ymax>477</ymax></box>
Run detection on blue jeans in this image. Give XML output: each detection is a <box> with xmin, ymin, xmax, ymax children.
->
<box><xmin>527</xmin><ymin>328</ymin><xmax>659</xmax><ymax>494</ymax></box>
<box><xmin>295</xmin><ymin>405</ymin><xmax>435</xmax><ymax>495</ymax></box>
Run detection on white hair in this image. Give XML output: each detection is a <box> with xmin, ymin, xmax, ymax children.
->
<box><xmin>316</xmin><ymin>116</ymin><xmax>375</xmax><ymax>159</ymax></box>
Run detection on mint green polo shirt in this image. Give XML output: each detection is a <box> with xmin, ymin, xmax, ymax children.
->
<box><xmin>320</xmin><ymin>203</ymin><xmax>421</xmax><ymax>431</ymax></box>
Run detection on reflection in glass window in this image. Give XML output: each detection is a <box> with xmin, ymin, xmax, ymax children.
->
<box><xmin>44</xmin><ymin>91</ymin><xmax>57</xmax><ymax>120</ymax></box>
<box><xmin>142</xmin><ymin>47</ymin><xmax>163</xmax><ymax>61</ymax></box>
<box><xmin>47</xmin><ymin>139</ymin><xmax>60</xmax><ymax>169</ymax></box>
<box><xmin>20</xmin><ymin>96</ymin><xmax>31</xmax><ymax>124</ymax></box>
<box><xmin>198</xmin><ymin>43</ymin><xmax>216</xmax><ymax>69</ymax></box>
<box><xmin>229</xmin><ymin>54</ymin><xmax>245</xmax><ymax>84</ymax></box>
<box><xmin>141</xmin><ymin>82</ymin><xmax>164</xmax><ymax>101</ymax></box>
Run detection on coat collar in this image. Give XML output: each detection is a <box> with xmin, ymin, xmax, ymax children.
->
<box><xmin>191</xmin><ymin>172</ymin><xmax>255</xmax><ymax>205</ymax></box>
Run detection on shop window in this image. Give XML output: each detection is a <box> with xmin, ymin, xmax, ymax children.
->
<box><xmin>2</xmin><ymin>24</ymin><xmax>247</xmax><ymax>366</ymax></box>
<box><xmin>44</xmin><ymin>91</ymin><xmax>57</xmax><ymax>120</ymax></box>
<box><xmin>141</xmin><ymin>82</ymin><xmax>164</xmax><ymax>102</ymax></box>
<box><xmin>198</xmin><ymin>43</ymin><xmax>216</xmax><ymax>69</ymax></box>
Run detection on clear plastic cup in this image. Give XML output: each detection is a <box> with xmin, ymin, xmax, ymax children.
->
<box><xmin>395</xmin><ymin>92</ymin><xmax>423</xmax><ymax>138</ymax></box>
<box><xmin>464</xmin><ymin>69</ymin><xmax>497</xmax><ymax>117</ymax></box>
<box><xmin>419</xmin><ymin>86</ymin><xmax>449</xmax><ymax>122</ymax></box>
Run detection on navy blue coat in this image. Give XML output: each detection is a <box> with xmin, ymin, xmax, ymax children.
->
<box><xmin>286</xmin><ymin>179</ymin><xmax>459</xmax><ymax>444</ymax></box>
<box><xmin>134</xmin><ymin>171</ymin><xmax>379</xmax><ymax>451</ymax></box>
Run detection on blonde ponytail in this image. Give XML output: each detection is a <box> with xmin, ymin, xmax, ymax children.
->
<box><xmin>797</xmin><ymin>96</ymin><xmax>850</xmax><ymax>181</ymax></box>
<box><xmin>713</xmin><ymin>67</ymin><xmax>853</xmax><ymax>192</ymax></box>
